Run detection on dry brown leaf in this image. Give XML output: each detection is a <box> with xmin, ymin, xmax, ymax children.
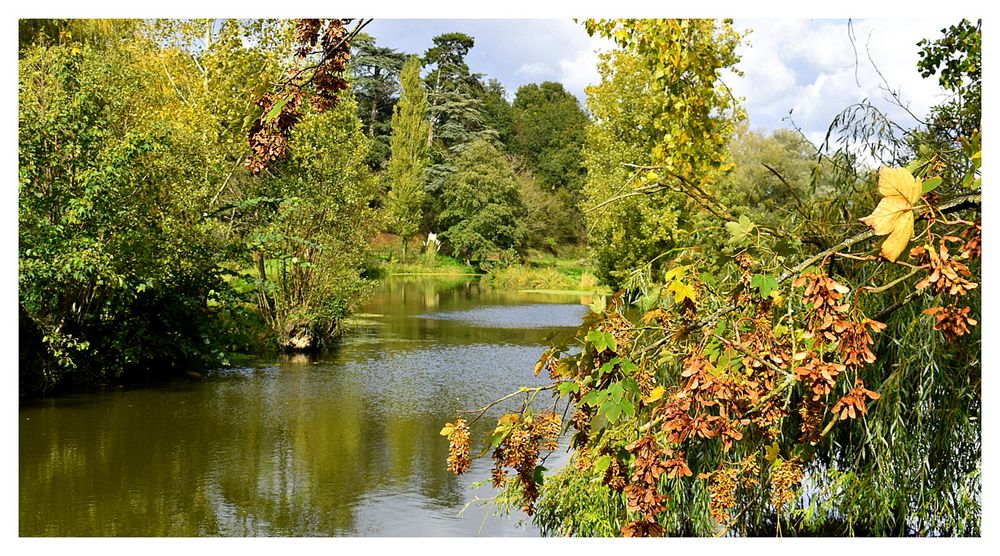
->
<box><xmin>860</xmin><ymin>167</ymin><xmax>923</xmax><ymax>261</ymax></box>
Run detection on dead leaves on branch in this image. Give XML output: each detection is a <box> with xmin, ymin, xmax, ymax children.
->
<box><xmin>245</xmin><ymin>19</ymin><xmax>355</xmax><ymax>174</ymax></box>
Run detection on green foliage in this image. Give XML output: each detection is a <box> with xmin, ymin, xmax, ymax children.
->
<box><xmin>511</xmin><ymin>81</ymin><xmax>589</xmax><ymax>192</ymax></box>
<box><xmin>246</xmin><ymin>97</ymin><xmax>379</xmax><ymax>349</ymax></box>
<box><xmin>516</xmin><ymin>162</ymin><xmax>585</xmax><ymax>250</ymax></box>
<box><xmin>18</xmin><ymin>31</ymin><xmax>234</xmax><ymax>391</ymax></box>
<box><xmin>351</xmin><ymin>33</ymin><xmax>408</xmax><ymax>169</ymax></box>
<box><xmin>581</xmin><ymin>49</ymin><xmax>684</xmax><ymax>287</ymax></box>
<box><xmin>437</xmin><ymin>139</ymin><xmax>528</xmax><ymax>265</ymax></box>
<box><xmin>422</xmin><ymin>32</ymin><xmax>499</xmax><ymax>208</ymax></box>
<box><xmin>917</xmin><ymin>19</ymin><xmax>981</xmax><ymax>141</ymax></box>
<box><xmin>582</xmin><ymin>19</ymin><xmax>745</xmax><ymax>288</ymax></box>
<box><xmin>19</xmin><ymin>19</ymin><xmax>379</xmax><ymax>392</ymax></box>
<box><xmin>385</xmin><ymin>56</ymin><xmax>431</xmax><ymax>259</ymax></box>
<box><xmin>478</xmin><ymin>79</ymin><xmax>516</xmax><ymax>147</ymax></box>
<box><xmin>533</xmin><ymin>465</ymin><xmax>626</xmax><ymax>536</ymax></box>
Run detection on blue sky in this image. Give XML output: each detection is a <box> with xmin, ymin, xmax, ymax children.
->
<box><xmin>363</xmin><ymin>18</ymin><xmax>961</xmax><ymax>147</ymax></box>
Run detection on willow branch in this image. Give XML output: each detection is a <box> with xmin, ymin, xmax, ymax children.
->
<box><xmin>762</xmin><ymin>162</ymin><xmax>808</xmax><ymax>217</ymax></box>
<box><xmin>458</xmin><ymin>385</ymin><xmax>557</xmax><ymax>426</ymax></box>
<box><xmin>872</xmin><ymin>289</ymin><xmax>923</xmax><ymax>323</ymax></box>
<box><xmin>861</xmin><ymin>267</ymin><xmax>922</xmax><ymax>294</ymax></box>
<box><xmin>693</xmin><ymin>193</ymin><xmax>979</xmax><ymax>331</ymax></box>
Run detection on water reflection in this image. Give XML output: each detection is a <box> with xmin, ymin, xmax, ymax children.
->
<box><xmin>20</xmin><ymin>277</ymin><xmax>584</xmax><ymax>536</ymax></box>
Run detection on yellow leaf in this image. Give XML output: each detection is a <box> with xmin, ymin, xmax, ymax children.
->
<box><xmin>765</xmin><ymin>442</ymin><xmax>780</xmax><ymax>463</ymax></box>
<box><xmin>439</xmin><ymin>424</ymin><xmax>454</xmax><ymax>437</ymax></box>
<box><xmin>643</xmin><ymin>385</ymin><xmax>666</xmax><ymax>404</ymax></box>
<box><xmin>859</xmin><ymin>167</ymin><xmax>923</xmax><ymax>261</ymax></box>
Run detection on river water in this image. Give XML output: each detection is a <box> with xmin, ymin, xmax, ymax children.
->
<box><xmin>19</xmin><ymin>277</ymin><xmax>591</xmax><ymax>536</ymax></box>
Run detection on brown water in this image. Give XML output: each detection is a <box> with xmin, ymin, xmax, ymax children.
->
<box><xmin>19</xmin><ymin>277</ymin><xmax>590</xmax><ymax>536</ymax></box>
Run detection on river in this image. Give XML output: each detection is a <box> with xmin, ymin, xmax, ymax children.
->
<box><xmin>19</xmin><ymin>277</ymin><xmax>591</xmax><ymax>536</ymax></box>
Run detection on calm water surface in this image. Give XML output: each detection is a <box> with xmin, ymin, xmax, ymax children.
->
<box><xmin>19</xmin><ymin>277</ymin><xmax>590</xmax><ymax>536</ymax></box>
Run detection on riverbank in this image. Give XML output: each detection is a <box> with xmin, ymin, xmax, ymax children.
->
<box><xmin>372</xmin><ymin>244</ymin><xmax>607</xmax><ymax>295</ymax></box>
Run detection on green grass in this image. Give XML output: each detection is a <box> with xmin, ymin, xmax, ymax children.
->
<box><xmin>377</xmin><ymin>253</ymin><xmax>478</xmax><ymax>276</ymax></box>
<box><xmin>481</xmin><ymin>249</ymin><xmax>608</xmax><ymax>293</ymax></box>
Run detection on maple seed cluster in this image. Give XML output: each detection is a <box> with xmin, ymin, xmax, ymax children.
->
<box><xmin>791</xmin><ymin>271</ymin><xmax>887</xmax><ymax>445</ymax></box>
<box><xmin>444</xmin><ymin>417</ymin><xmax>471</xmax><ymax>475</ymax></box>
<box><xmin>912</xmin><ymin>225</ymin><xmax>980</xmax><ymax>340</ymax></box>
<box><xmin>486</xmin><ymin>412</ymin><xmax>561</xmax><ymax>516</ymax></box>
<box><xmin>707</xmin><ymin>456</ymin><xmax>760</xmax><ymax>525</ymax></box>
<box><xmin>831</xmin><ymin>380</ymin><xmax>880</xmax><ymax>420</ymax></box>
<box><xmin>769</xmin><ymin>459</ymin><xmax>804</xmax><ymax>511</ymax></box>
<box><xmin>924</xmin><ymin>305</ymin><xmax>978</xmax><ymax>341</ymax></box>
<box><xmin>621</xmin><ymin>435</ymin><xmax>669</xmax><ymax>537</ymax></box>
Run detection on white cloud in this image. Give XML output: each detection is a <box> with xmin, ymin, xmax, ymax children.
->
<box><xmin>555</xmin><ymin>34</ymin><xmax>615</xmax><ymax>102</ymax></box>
<box><xmin>515</xmin><ymin>62</ymin><xmax>553</xmax><ymax>76</ymax></box>
<box><xmin>729</xmin><ymin>18</ymin><xmax>956</xmax><ymax>143</ymax></box>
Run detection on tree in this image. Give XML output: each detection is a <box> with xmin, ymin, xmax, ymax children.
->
<box><xmin>19</xmin><ymin>19</ymin><xmax>379</xmax><ymax>391</ymax></box>
<box><xmin>351</xmin><ymin>33</ymin><xmax>407</xmax><ymax>169</ymax></box>
<box><xmin>247</xmin><ymin>97</ymin><xmax>379</xmax><ymax>350</ymax></box>
<box><xmin>511</xmin><ymin>81</ymin><xmax>589</xmax><ymax>192</ymax></box>
<box><xmin>582</xmin><ymin>19</ymin><xmax>745</xmax><ymax>289</ymax></box>
<box><xmin>442</xmin><ymin>19</ymin><xmax>981</xmax><ymax>537</ymax></box>
<box><xmin>477</xmin><ymin>78</ymin><xmax>515</xmax><ymax>148</ymax></box>
<box><xmin>420</xmin><ymin>32</ymin><xmax>499</xmax><ymax>223</ymax></box>
<box><xmin>437</xmin><ymin>139</ymin><xmax>528</xmax><ymax>265</ymax></box>
<box><xmin>18</xmin><ymin>21</ymin><xmax>238</xmax><ymax>392</ymax></box>
<box><xmin>385</xmin><ymin>56</ymin><xmax>431</xmax><ymax>259</ymax></box>
<box><xmin>917</xmin><ymin>19</ymin><xmax>981</xmax><ymax>143</ymax></box>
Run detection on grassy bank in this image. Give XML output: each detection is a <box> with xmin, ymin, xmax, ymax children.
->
<box><xmin>480</xmin><ymin>249</ymin><xmax>607</xmax><ymax>294</ymax></box>
<box><xmin>371</xmin><ymin>236</ymin><xmax>606</xmax><ymax>294</ymax></box>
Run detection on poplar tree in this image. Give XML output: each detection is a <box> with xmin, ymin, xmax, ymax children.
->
<box><xmin>385</xmin><ymin>55</ymin><xmax>430</xmax><ymax>259</ymax></box>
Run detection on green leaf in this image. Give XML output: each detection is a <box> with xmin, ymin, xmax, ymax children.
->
<box><xmin>619</xmin><ymin>398</ymin><xmax>636</xmax><ymax>419</ymax></box>
<box><xmin>581</xmin><ymin>390</ymin><xmax>603</xmax><ymax>407</ymax></box>
<box><xmin>604</xmin><ymin>332</ymin><xmax>618</xmax><ymax>353</ymax></box>
<box><xmin>922</xmin><ymin>176</ymin><xmax>943</xmax><ymax>193</ymax></box>
<box><xmin>532</xmin><ymin>465</ymin><xmax>547</xmax><ymax>485</ymax></box>
<box><xmin>725</xmin><ymin>214</ymin><xmax>755</xmax><ymax>246</ymax></box>
<box><xmin>622</xmin><ymin>377</ymin><xmax>640</xmax><ymax>396</ymax></box>
<box><xmin>586</xmin><ymin>329</ymin><xmax>609</xmax><ymax>352</ymax></box>
<box><xmin>265</xmin><ymin>97</ymin><xmax>289</xmax><ymax>122</ymax></box>
<box><xmin>619</xmin><ymin>358</ymin><xmax>638</xmax><ymax>375</ymax></box>
<box><xmin>594</xmin><ymin>455</ymin><xmax>612</xmax><ymax>474</ymax></box>
<box><xmin>601</xmin><ymin>399</ymin><xmax>622</xmax><ymax>423</ymax></box>
<box><xmin>750</xmin><ymin>273</ymin><xmax>779</xmax><ymax>298</ymax></box>
<box><xmin>558</xmin><ymin>381</ymin><xmax>580</xmax><ymax>396</ymax></box>
<box><xmin>608</xmin><ymin>382</ymin><xmax>625</xmax><ymax>403</ymax></box>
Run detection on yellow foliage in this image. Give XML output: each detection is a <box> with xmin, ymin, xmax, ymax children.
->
<box><xmin>859</xmin><ymin>167</ymin><xmax>923</xmax><ymax>262</ymax></box>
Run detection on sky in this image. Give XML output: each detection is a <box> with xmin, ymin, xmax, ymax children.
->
<box><xmin>364</xmin><ymin>18</ymin><xmax>960</xmax><ymax>147</ymax></box>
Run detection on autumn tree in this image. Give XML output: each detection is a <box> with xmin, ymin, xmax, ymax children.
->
<box><xmin>385</xmin><ymin>55</ymin><xmax>431</xmax><ymax>259</ymax></box>
<box><xmin>443</xmin><ymin>18</ymin><xmax>981</xmax><ymax>538</ymax></box>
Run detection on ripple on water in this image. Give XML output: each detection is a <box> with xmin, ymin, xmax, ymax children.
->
<box><xmin>417</xmin><ymin>303</ymin><xmax>589</xmax><ymax>329</ymax></box>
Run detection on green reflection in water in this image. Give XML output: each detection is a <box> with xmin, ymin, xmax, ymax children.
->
<box><xmin>20</xmin><ymin>277</ymin><xmax>586</xmax><ymax>536</ymax></box>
